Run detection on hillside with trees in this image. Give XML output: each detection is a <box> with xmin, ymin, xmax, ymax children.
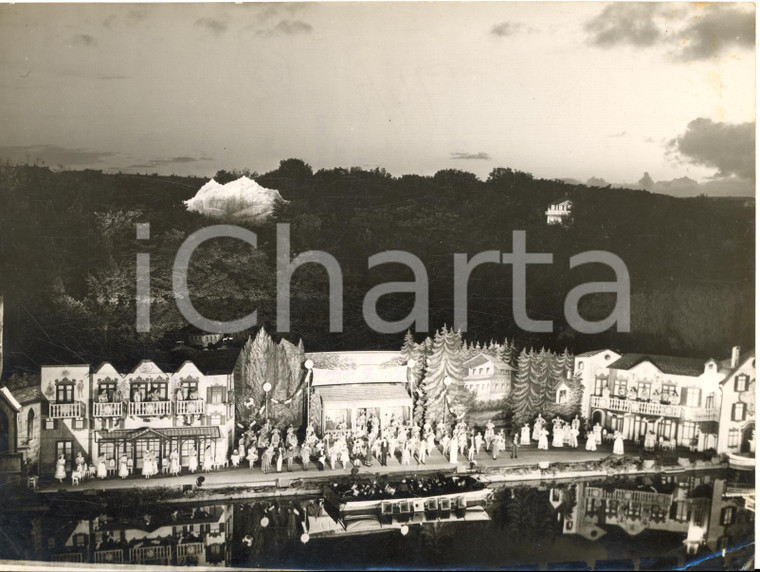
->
<box><xmin>0</xmin><ymin>160</ymin><xmax>753</xmax><ymax>378</ymax></box>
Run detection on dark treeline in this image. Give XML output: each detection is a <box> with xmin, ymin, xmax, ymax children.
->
<box><xmin>0</xmin><ymin>160</ymin><xmax>754</xmax><ymax>377</ymax></box>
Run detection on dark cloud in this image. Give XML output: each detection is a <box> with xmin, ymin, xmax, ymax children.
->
<box><xmin>585</xmin><ymin>4</ymin><xmax>754</xmax><ymax>60</ymax></box>
<box><xmin>678</xmin><ymin>5</ymin><xmax>755</xmax><ymax>61</ymax></box>
<box><xmin>585</xmin><ymin>3</ymin><xmax>661</xmax><ymax>48</ymax></box>
<box><xmin>72</xmin><ymin>34</ymin><xmax>98</xmax><ymax>47</ymax></box>
<box><xmin>257</xmin><ymin>20</ymin><xmax>313</xmax><ymax>37</ymax></box>
<box><xmin>490</xmin><ymin>22</ymin><xmax>532</xmax><ymax>37</ymax></box>
<box><xmin>450</xmin><ymin>152</ymin><xmax>491</xmax><ymax>161</ymax></box>
<box><xmin>670</xmin><ymin>118</ymin><xmax>755</xmax><ymax>181</ymax></box>
<box><xmin>586</xmin><ymin>177</ymin><xmax>610</xmax><ymax>187</ymax></box>
<box><xmin>0</xmin><ymin>145</ymin><xmax>115</xmax><ymax>166</ymax></box>
<box><xmin>134</xmin><ymin>156</ymin><xmax>212</xmax><ymax>168</ymax></box>
<box><xmin>195</xmin><ymin>18</ymin><xmax>228</xmax><ymax>36</ymax></box>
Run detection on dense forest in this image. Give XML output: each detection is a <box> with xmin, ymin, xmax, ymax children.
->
<box><xmin>0</xmin><ymin>159</ymin><xmax>754</xmax><ymax>378</ymax></box>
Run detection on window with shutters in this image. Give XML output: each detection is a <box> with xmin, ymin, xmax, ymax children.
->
<box><xmin>209</xmin><ymin>413</ymin><xmax>224</xmax><ymax>426</ymax></box>
<box><xmin>728</xmin><ymin>428</ymin><xmax>740</xmax><ymax>447</ymax></box>
<box><xmin>614</xmin><ymin>379</ymin><xmax>627</xmax><ymax>397</ymax></box>
<box><xmin>732</xmin><ymin>403</ymin><xmax>746</xmax><ymax>422</ymax></box>
<box><xmin>721</xmin><ymin>506</ymin><xmax>735</xmax><ymax>526</ymax></box>
<box><xmin>735</xmin><ymin>374</ymin><xmax>749</xmax><ymax>392</ymax></box>
<box><xmin>56</xmin><ymin>383</ymin><xmax>75</xmax><ymax>403</ymax></box>
<box><xmin>208</xmin><ymin>386</ymin><xmax>225</xmax><ymax>404</ymax></box>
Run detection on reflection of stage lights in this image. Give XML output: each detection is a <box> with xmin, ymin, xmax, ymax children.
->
<box><xmin>400</xmin><ymin>524</ymin><xmax>409</xmax><ymax>536</ymax></box>
<box><xmin>300</xmin><ymin>533</ymin><xmax>310</xmax><ymax>544</ymax></box>
<box><xmin>260</xmin><ymin>516</ymin><xmax>270</xmax><ymax>528</ymax></box>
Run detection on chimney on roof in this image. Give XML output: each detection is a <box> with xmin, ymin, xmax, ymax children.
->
<box><xmin>731</xmin><ymin>346</ymin><xmax>741</xmax><ymax>368</ymax></box>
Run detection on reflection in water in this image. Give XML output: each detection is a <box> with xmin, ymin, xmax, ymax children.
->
<box><xmin>0</xmin><ymin>472</ymin><xmax>753</xmax><ymax>569</ymax></box>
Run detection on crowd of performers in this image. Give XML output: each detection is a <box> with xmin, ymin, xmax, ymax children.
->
<box><xmin>523</xmin><ymin>414</ymin><xmax>625</xmax><ymax>455</ymax></box>
<box><xmin>54</xmin><ymin>412</ymin><xmax>627</xmax><ymax>485</ymax></box>
<box><xmin>231</xmin><ymin>415</ymin><xmax>516</xmax><ymax>474</ymax></box>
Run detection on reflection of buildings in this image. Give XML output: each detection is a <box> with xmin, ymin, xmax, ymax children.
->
<box><xmin>462</xmin><ymin>353</ymin><xmax>513</xmax><ymax>402</ymax></box>
<box><xmin>36</xmin><ymin>358</ymin><xmax>235</xmax><ymax>475</ymax></box>
<box><xmin>308</xmin><ymin>497</ymin><xmax>490</xmax><ymax>539</ymax></box>
<box><xmin>578</xmin><ymin>346</ymin><xmax>755</xmax><ymax>453</ymax></box>
<box><xmin>556</xmin><ymin>475</ymin><xmax>754</xmax><ymax>556</ymax></box>
<box><xmin>40</xmin><ymin>503</ymin><xmax>233</xmax><ymax>566</ymax></box>
<box><xmin>307</xmin><ymin>352</ymin><xmax>412</xmax><ymax>436</ymax></box>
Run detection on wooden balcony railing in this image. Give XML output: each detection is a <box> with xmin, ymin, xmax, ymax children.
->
<box><xmin>93</xmin><ymin>402</ymin><xmax>123</xmax><ymax>417</ymax></box>
<box><xmin>128</xmin><ymin>545</ymin><xmax>172</xmax><ymax>564</ymax></box>
<box><xmin>176</xmin><ymin>399</ymin><xmax>205</xmax><ymax>416</ymax></box>
<box><xmin>590</xmin><ymin>396</ymin><xmax>681</xmax><ymax>418</ymax></box>
<box><xmin>94</xmin><ymin>549</ymin><xmax>124</xmax><ymax>564</ymax></box>
<box><xmin>176</xmin><ymin>542</ymin><xmax>204</xmax><ymax>562</ymax></box>
<box><xmin>49</xmin><ymin>402</ymin><xmax>84</xmax><ymax>419</ymax></box>
<box><xmin>128</xmin><ymin>401</ymin><xmax>172</xmax><ymax>417</ymax></box>
<box><xmin>680</xmin><ymin>407</ymin><xmax>720</xmax><ymax>422</ymax></box>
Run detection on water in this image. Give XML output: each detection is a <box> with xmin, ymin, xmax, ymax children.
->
<box><xmin>0</xmin><ymin>470</ymin><xmax>754</xmax><ymax>569</ymax></box>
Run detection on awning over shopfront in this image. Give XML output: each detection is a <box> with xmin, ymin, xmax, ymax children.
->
<box><xmin>97</xmin><ymin>426</ymin><xmax>221</xmax><ymax>441</ymax></box>
<box><xmin>310</xmin><ymin>365</ymin><xmax>408</xmax><ymax>387</ymax></box>
<box><xmin>316</xmin><ymin>383</ymin><xmax>412</xmax><ymax>409</ymax></box>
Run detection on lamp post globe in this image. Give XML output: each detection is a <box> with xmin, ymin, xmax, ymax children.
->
<box><xmin>262</xmin><ymin>382</ymin><xmax>272</xmax><ymax>419</ymax></box>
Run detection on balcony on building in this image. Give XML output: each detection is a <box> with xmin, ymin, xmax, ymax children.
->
<box><xmin>176</xmin><ymin>542</ymin><xmax>205</xmax><ymax>564</ymax></box>
<box><xmin>176</xmin><ymin>399</ymin><xmax>205</xmax><ymax>416</ymax></box>
<box><xmin>49</xmin><ymin>402</ymin><xmax>85</xmax><ymax>419</ymax></box>
<box><xmin>93</xmin><ymin>401</ymin><xmax>124</xmax><ymax>417</ymax></box>
<box><xmin>94</xmin><ymin>549</ymin><xmax>124</xmax><ymax>564</ymax></box>
<box><xmin>127</xmin><ymin>401</ymin><xmax>172</xmax><ymax>417</ymax></box>
<box><xmin>591</xmin><ymin>395</ymin><xmax>682</xmax><ymax>418</ymax></box>
<box><xmin>128</xmin><ymin>545</ymin><xmax>172</xmax><ymax>565</ymax></box>
<box><xmin>590</xmin><ymin>395</ymin><xmax>720</xmax><ymax>423</ymax></box>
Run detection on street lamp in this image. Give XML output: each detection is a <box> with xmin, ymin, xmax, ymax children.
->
<box><xmin>406</xmin><ymin>359</ymin><xmax>417</xmax><ymax>423</ymax></box>
<box><xmin>263</xmin><ymin>382</ymin><xmax>272</xmax><ymax>420</ymax></box>
<box><xmin>304</xmin><ymin>360</ymin><xmax>314</xmax><ymax>431</ymax></box>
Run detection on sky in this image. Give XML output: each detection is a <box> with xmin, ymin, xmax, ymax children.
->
<box><xmin>0</xmin><ymin>2</ymin><xmax>755</xmax><ymax>194</ymax></box>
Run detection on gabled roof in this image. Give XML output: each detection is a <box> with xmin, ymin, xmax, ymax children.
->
<box><xmin>549</xmin><ymin>198</ymin><xmax>573</xmax><ymax>206</ymax></box>
<box><xmin>607</xmin><ymin>354</ymin><xmax>707</xmax><ymax>377</ymax></box>
<box><xmin>463</xmin><ymin>352</ymin><xmax>513</xmax><ymax>370</ymax></box>
<box><xmin>311</xmin><ymin>365</ymin><xmax>407</xmax><ymax>386</ymax></box>
<box><xmin>97</xmin><ymin>426</ymin><xmax>221</xmax><ymax>441</ymax></box>
<box><xmin>316</xmin><ymin>383</ymin><xmax>411</xmax><ymax>405</ymax></box>
<box><xmin>10</xmin><ymin>385</ymin><xmax>43</xmax><ymax>405</ymax></box>
<box><xmin>719</xmin><ymin>349</ymin><xmax>756</xmax><ymax>385</ymax></box>
<box><xmin>306</xmin><ymin>351</ymin><xmax>404</xmax><ymax>369</ymax></box>
<box><xmin>129</xmin><ymin>360</ymin><xmax>165</xmax><ymax>376</ymax></box>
